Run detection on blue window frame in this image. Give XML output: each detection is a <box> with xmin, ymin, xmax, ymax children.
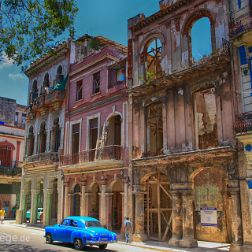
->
<box><xmin>239</xmin><ymin>46</ymin><xmax>247</xmax><ymax>65</ymax></box>
<box><xmin>237</xmin><ymin>0</ymin><xmax>242</xmax><ymax>9</ymax></box>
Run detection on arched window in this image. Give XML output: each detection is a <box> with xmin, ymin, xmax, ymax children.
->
<box><xmin>43</xmin><ymin>73</ymin><xmax>50</xmax><ymax>87</ymax></box>
<box><xmin>27</xmin><ymin>126</ymin><xmax>34</xmax><ymax>156</ymax></box>
<box><xmin>56</xmin><ymin>65</ymin><xmax>64</xmax><ymax>84</ymax></box>
<box><xmin>191</xmin><ymin>17</ymin><xmax>212</xmax><ymax>62</ymax></box>
<box><xmin>30</xmin><ymin>80</ymin><xmax>38</xmax><ymax>102</ymax></box>
<box><xmin>51</xmin><ymin>118</ymin><xmax>61</xmax><ymax>152</ymax></box>
<box><xmin>144</xmin><ymin>38</ymin><xmax>162</xmax><ymax>79</ymax></box>
<box><xmin>38</xmin><ymin>122</ymin><xmax>46</xmax><ymax>153</ymax></box>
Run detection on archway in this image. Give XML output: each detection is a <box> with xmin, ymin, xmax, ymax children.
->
<box><xmin>143</xmin><ymin>172</ymin><xmax>172</xmax><ymax>241</ymax></box>
<box><xmin>72</xmin><ymin>184</ymin><xmax>81</xmax><ymax>216</ymax></box>
<box><xmin>111</xmin><ymin>180</ymin><xmax>123</xmax><ymax>230</ymax></box>
<box><xmin>89</xmin><ymin>183</ymin><xmax>100</xmax><ymax>219</ymax></box>
<box><xmin>192</xmin><ymin>168</ymin><xmax>229</xmax><ymax>243</ymax></box>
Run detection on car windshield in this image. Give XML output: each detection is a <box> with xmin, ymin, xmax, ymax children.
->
<box><xmin>85</xmin><ymin>221</ymin><xmax>102</xmax><ymax>227</ymax></box>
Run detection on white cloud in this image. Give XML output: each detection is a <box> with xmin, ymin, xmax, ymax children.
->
<box><xmin>8</xmin><ymin>73</ymin><xmax>25</xmax><ymax>80</ymax></box>
<box><xmin>0</xmin><ymin>53</ymin><xmax>14</xmax><ymax>69</ymax></box>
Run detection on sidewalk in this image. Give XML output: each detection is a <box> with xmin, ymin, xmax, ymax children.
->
<box><xmin>4</xmin><ymin>221</ymin><xmax>230</xmax><ymax>252</ymax></box>
<box><xmin>118</xmin><ymin>241</ymin><xmax>230</xmax><ymax>252</ymax></box>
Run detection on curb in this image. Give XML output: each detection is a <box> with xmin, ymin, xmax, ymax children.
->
<box><xmin>117</xmin><ymin>241</ymin><xmax>175</xmax><ymax>251</ymax></box>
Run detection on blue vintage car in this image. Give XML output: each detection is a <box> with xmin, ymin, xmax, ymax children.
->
<box><xmin>44</xmin><ymin>216</ymin><xmax>117</xmax><ymax>250</ymax></box>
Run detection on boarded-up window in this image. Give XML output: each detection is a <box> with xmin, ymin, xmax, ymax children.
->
<box><xmin>195</xmin><ymin>88</ymin><xmax>218</xmax><ymax>149</ymax></box>
<box><xmin>146</xmin><ymin>103</ymin><xmax>163</xmax><ymax>156</ymax></box>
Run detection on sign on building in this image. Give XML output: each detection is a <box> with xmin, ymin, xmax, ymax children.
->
<box><xmin>200</xmin><ymin>207</ymin><xmax>217</xmax><ymax>227</ymax></box>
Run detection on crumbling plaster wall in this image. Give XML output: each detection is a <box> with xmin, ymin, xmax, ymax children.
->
<box><xmin>129</xmin><ymin>0</ymin><xmax>229</xmax><ymax>88</ymax></box>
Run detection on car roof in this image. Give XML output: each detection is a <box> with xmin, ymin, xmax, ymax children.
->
<box><xmin>66</xmin><ymin>216</ymin><xmax>99</xmax><ymax>222</ymax></box>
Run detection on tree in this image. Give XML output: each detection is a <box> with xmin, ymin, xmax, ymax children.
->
<box><xmin>0</xmin><ymin>0</ymin><xmax>78</xmax><ymax>69</ymax></box>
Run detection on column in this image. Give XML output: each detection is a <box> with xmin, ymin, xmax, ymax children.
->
<box><xmin>17</xmin><ymin>178</ymin><xmax>29</xmax><ymax>223</ymax></box>
<box><xmin>30</xmin><ymin>189</ymin><xmax>39</xmax><ymax>224</ymax></box>
<box><xmin>43</xmin><ymin>188</ymin><xmax>53</xmax><ymax>226</ymax></box>
<box><xmin>162</xmin><ymin>99</ymin><xmax>168</xmax><ymax>152</ymax></box>
<box><xmin>179</xmin><ymin>190</ymin><xmax>198</xmax><ymax>248</ymax></box>
<box><xmin>168</xmin><ymin>191</ymin><xmax>183</xmax><ymax>246</ymax></box>
<box><xmin>57</xmin><ymin>174</ymin><xmax>64</xmax><ymax>224</ymax></box>
<box><xmin>64</xmin><ymin>182</ymin><xmax>70</xmax><ymax>218</ymax></box>
<box><xmin>80</xmin><ymin>185</ymin><xmax>87</xmax><ymax>216</ymax></box>
<box><xmin>133</xmin><ymin>186</ymin><xmax>147</xmax><ymax>241</ymax></box>
<box><xmin>121</xmin><ymin>192</ymin><xmax>125</xmax><ymax>233</ymax></box>
<box><xmin>229</xmin><ymin>187</ymin><xmax>243</xmax><ymax>252</ymax></box>
<box><xmin>99</xmin><ymin>184</ymin><xmax>107</xmax><ymax>226</ymax></box>
<box><xmin>105</xmin><ymin>193</ymin><xmax>113</xmax><ymax>230</ymax></box>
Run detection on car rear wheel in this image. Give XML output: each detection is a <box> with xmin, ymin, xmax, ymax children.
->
<box><xmin>74</xmin><ymin>238</ymin><xmax>84</xmax><ymax>250</ymax></box>
<box><xmin>99</xmin><ymin>244</ymin><xmax>107</xmax><ymax>250</ymax></box>
<box><xmin>45</xmin><ymin>233</ymin><xmax>53</xmax><ymax>244</ymax></box>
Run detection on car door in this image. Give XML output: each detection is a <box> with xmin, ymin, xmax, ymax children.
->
<box><xmin>53</xmin><ymin>219</ymin><xmax>69</xmax><ymax>242</ymax></box>
<box><xmin>65</xmin><ymin>220</ymin><xmax>78</xmax><ymax>243</ymax></box>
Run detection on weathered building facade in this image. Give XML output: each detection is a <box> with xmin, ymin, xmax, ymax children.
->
<box><xmin>231</xmin><ymin>0</ymin><xmax>252</xmax><ymax>251</ymax></box>
<box><xmin>60</xmin><ymin>35</ymin><xmax>129</xmax><ymax>232</ymax></box>
<box><xmin>127</xmin><ymin>0</ymin><xmax>241</xmax><ymax>249</ymax></box>
<box><xmin>0</xmin><ymin>97</ymin><xmax>26</xmax><ymax>218</ymax></box>
<box><xmin>16</xmin><ymin>43</ymin><xmax>69</xmax><ymax>226</ymax></box>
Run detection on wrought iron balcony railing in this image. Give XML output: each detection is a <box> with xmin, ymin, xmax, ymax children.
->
<box><xmin>234</xmin><ymin>114</ymin><xmax>252</xmax><ymax>134</ymax></box>
<box><xmin>25</xmin><ymin>152</ymin><xmax>59</xmax><ymax>163</ymax></box>
<box><xmin>60</xmin><ymin>145</ymin><xmax>123</xmax><ymax>166</ymax></box>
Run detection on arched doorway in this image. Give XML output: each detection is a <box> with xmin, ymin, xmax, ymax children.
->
<box><xmin>193</xmin><ymin>168</ymin><xmax>229</xmax><ymax>243</ymax></box>
<box><xmin>143</xmin><ymin>172</ymin><xmax>172</xmax><ymax>241</ymax></box>
<box><xmin>89</xmin><ymin>183</ymin><xmax>100</xmax><ymax>219</ymax></box>
<box><xmin>111</xmin><ymin>180</ymin><xmax>123</xmax><ymax>230</ymax></box>
<box><xmin>72</xmin><ymin>184</ymin><xmax>81</xmax><ymax>216</ymax></box>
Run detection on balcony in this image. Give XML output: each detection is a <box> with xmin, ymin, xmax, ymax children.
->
<box><xmin>235</xmin><ymin>114</ymin><xmax>252</xmax><ymax>134</ymax></box>
<box><xmin>25</xmin><ymin>152</ymin><xmax>59</xmax><ymax>166</ymax></box>
<box><xmin>60</xmin><ymin>145</ymin><xmax>124</xmax><ymax>166</ymax></box>
<box><xmin>230</xmin><ymin>8</ymin><xmax>252</xmax><ymax>43</ymax></box>
<box><xmin>44</xmin><ymin>90</ymin><xmax>65</xmax><ymax>110</ymax></box>
<box><xmin>30</xmin><ymin>89</ymin><xmax>65</xmax><ymax>115</ymax></box>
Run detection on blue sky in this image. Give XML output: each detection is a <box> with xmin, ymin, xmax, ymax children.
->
<box><xmin>0</xmin><ymin>0</ymin><xmax>211</xmax><ymax>105</ymax></box>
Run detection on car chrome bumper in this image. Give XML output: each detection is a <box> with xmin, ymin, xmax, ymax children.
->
<box><xmin>86</xmin><ymin>240</ymin><xmax>117</xmax><ymax>245</ymax></box>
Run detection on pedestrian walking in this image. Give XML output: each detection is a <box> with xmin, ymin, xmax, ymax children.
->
<box><xmin>123</xmin><ymin>217</ymin><xmax>132</xmax><ymax>243</ymax></box>
<box><xmin>0</xmin><ymin>208</ymin><xmax>5</xmax><ymax>224</ymax></box>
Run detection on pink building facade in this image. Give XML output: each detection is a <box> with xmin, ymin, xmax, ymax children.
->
<box><xmin>60</xmin><ymin>36</ymin><xmax>129</xmax><ymax>231</ymax></box>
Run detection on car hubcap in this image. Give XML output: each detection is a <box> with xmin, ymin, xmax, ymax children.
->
<box><xmin>46</xmin><ymin>235</ymin><xmax>51</xmax><ymax>242</ymax></box>
<box><xmin>75</xmin><ymin>240</ymin><xmax>80</xmax><ymax>248</ymax></box>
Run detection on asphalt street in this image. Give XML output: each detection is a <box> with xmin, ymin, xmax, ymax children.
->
<box><xmin>0</xmin><ymin>223</ymin><xmax>156</xmax><ymax>252</ymax></box>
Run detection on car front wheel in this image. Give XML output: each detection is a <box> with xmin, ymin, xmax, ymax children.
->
<box><xmin>99</xmin><ymin>244</ymin><xmax>107</xmax><ymax>250</ymax></box>
<box><xmin>74</xmin><ymin>238</ymin><xmax>84</xmax><ymax>250</ymax></box>
<box><xmin>45</xmin><ymin>233</ymin><xmax>53</xmax><ymax>244</ymax></box>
